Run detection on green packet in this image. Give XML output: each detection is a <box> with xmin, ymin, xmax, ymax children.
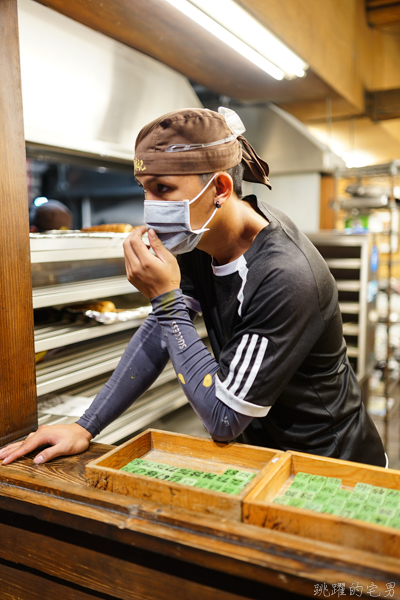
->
<box><xmin>120</xmin><ymin>459</ymin><xmax>255</xmax><ymax>494</ymax></box>
<box><xmin>272</xmin><ymin>470</ymin><xmax>400</xmax><ymax>528</ymax></box>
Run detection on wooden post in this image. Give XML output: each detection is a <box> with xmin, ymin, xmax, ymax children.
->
<box><xmin>0</xmin><ymin>0</ymin><xmax>37</xmax><ymax>445</ymax></box>
<box><xmin>319</xmin><ymin>175</ymin><xmax>336</xmax><ymax>230</ymax></box>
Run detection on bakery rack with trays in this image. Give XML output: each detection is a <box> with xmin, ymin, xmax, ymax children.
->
<box><xmin>31</xmin><ymin>232</ymin><xmax>208</xmax><ymax>444</ymax></box>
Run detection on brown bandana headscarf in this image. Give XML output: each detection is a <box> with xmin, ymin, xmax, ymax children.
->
<box><xmin>134</xmin><ymin>108</ymin><xmax>271</xmax><ymax>189</ymax></box>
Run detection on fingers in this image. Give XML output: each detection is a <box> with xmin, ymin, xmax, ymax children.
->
<box><xmin>124</xmin><ymin>228</ymin><xmax>164</xmax><ymax>293</ymax></box>
<box><xmin>148</xmin><ymin>229</ymin><xmax>169</xmax><ymax>263</ymax></box>
<box><xmin>0</xmin><ymin>441</ymin><xmax>24</xmax><ymax>457</ymax></box>
<box><xmin>0</xmin><ymin>431</ymin><xmax>38</xmax><ymax>463</ymax></box>
<box><xmin>0</xmin><ymin>435</ymin><xmax>37</xmax><ymax>461</ymax></box>
<box><xmin>32</xmin><ymin>443</ymin><xmax>69</xmax><ymax>465</ymax></box>
<box><xmin>126</xmin><ymin>226</ymin><xmax>158</xmax><ymax>265</ymax></box>
<box><xmin>1</xmin><ymin>424</ymin><xmax>92</xmax><ymax>466</ymax></box>
<box><xmin>124</xmin><ymin>227</ymin><xmax>148</xmax><ymax>281</ymax></box>
<box><xmin>33</xmin><ymin>425</ymin><xmax>91</xmax><ymax>464</ymax></box>
<box><xmin>123</xmin><ymin>226</ymin><xmax>180</xmax><ymax>298</ymax></box>
<box><xmin>1</xmin><ymin>429</ymin><xmax>50</xmax><ymax>465</ymax></box>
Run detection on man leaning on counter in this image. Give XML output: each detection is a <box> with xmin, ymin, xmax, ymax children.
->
<box><xmin>0</xmin><ymin>107</ymin><xmax>386</xmax><ymax>468</ymax></box>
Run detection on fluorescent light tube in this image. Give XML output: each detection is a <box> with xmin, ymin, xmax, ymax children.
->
<box><xmin>164</xmin><ymin>0</ymin><xmax>284</xmax><ymax>80</ymax></box>
<box><xmin>164</xmin><ymin>0</ymin><xmax>308</xmax><ymax>80</ymax></box>
<box><xmin>190</xmin><ymin>0</ymin><xmax>308</xmax><ymax>78</ymax></box>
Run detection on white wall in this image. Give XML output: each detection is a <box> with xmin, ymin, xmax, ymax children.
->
<box><xmin>243</xmin><ymin>172</ymin><xmax>321</xmax><ymax>233</ymax></box>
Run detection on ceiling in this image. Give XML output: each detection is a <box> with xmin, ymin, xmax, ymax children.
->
<box><xmin>36</xmin><ymin>0</ymin><xmax>400</xmax><ymax>166</ymax></box>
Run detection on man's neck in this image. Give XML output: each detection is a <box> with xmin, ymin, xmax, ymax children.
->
<box><xmin>198</xmin><ymin>196</ymin><xmax>269</xmax><ymax>265</ymax></box>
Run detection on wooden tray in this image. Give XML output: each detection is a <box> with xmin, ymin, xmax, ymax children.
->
<box><xmin>243</xmin><ymin>450</ymin><xmax>400</xmax><ymax>558</ymax></box>
<box><xmin>85</xmin><ymin>429</ymin><xmax>283</xmax><ymax>521</ymax></box>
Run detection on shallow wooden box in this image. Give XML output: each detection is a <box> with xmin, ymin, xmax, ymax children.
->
<box><xmin>243</xmin><ymin>450</ymin><xmax>400</xmax><ymax>558</ymax></box>
<box><xmin>85</xmin><ymin>429</ymin><xmax>283</xmax><ymax>521</ymax></box>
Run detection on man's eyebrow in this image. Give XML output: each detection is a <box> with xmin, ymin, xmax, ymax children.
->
<box><xmin>135</xmin><ymin>175</ymin><xmax>170</xmax><ymax>188</ymax></box>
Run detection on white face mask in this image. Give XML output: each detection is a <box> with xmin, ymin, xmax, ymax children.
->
<box><xmin>144</xmin><ymin>175</ymin><xmax>218</xmax><ymax>255</ymax></box>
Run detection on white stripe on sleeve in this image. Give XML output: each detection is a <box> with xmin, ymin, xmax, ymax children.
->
<box><xmin>215</xmin><ymin>334</ymin><xmax>270</xmax><ymax>417</ymax></box>
<box><xmin>229</xmin><ymin>334</ymin><xmax>258</xmax><ymax>396</ymax></box>
<box><xmin>223</xmin><ymin>334</ymin><xmax>249</xmax><ymax>389</ymax></box>
<box><xmin>238</xmin><ymin>337</ymin><xmax>268</xmax><ymax>400</ymax></box>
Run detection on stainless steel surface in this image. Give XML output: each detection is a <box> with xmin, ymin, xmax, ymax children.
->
<box><xmin>235</xmin><ymin>104</ymin><xmax>344</xmax><ymax>175</ymax></box>
<box><xmin>325</xmin><ymin>259</ymin><xmax>362</xmax><ymax>269</ymax></box>
<box><xmin>33</xmin><ymin>276</ymin><xmax>135</xmax><ymax>308</ymax></box>
<box><xmin>30</xmin><ymin>222</ymin><xmax>209</xmax><ymax>440</ymax></box>
<box><xmin>339</xmin><ymin>302</ymin><xmax>360</xmax><ymax>314</ymax></box>
<box><xmin>34</xmin><ymin>319</ymin><xmax>145</xmax><ymax>352</ymax></box>
<box><xmin>342</xmin><ymin>323</ymin><xmax>360</xmax><ymax>336</ymax></box>
<box><xmin>347</xmin><ymin>347</ymin><xmax>360</xmax><ymax>357</ymax></box>
<box><xmin>341</xmin><ymin>161</ymin><xmax>400</xmax><ymax>180</ymax></box>
<box><xmin>336</xmin><ymin>281</ymin><xmax>361</xmax><ymax>292</ymax></box>
<box><xmin>37</xmin><ymin>380</ymin><xmax>190</xmax><ymax>445</ymax></box>
<box><xmin>308</xmin><ymin>232</ymin><xmax>377</xmax><ymax>382</ymax></box>
<box><xmin>95</xmin><ymin>384</ymin><xmax>188</xmax><ymax>444</ymax></box>
<box><xmin>36</xmin><ymin>334</ymin><xmax>132</xmax><ymax>396</ymax></box>
<box><xmin>338</xmin><ymin>196</ymin><xmax>389</xmax><ymax>210</ymax></box>
<box><xmin>30</xmin><ymin>232</ymin><xmax>128</xmax><ymax>263</ymax></box>
<box><xmin>18</xmin><ymin>0</ymin><xmax>201</xmax><ymax>161</ymax></box>
<box><xmin>36</xmin><ymin>323</ymin><xmax>208</xmax><ymax>396</ymax></box>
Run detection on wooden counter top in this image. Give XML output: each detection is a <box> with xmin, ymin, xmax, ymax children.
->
<box><xmin>0</xmin><ymin>442</ymin><xmax>399</xmax><ymax>599</ymax></box>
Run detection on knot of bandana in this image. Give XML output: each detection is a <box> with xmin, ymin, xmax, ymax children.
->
<box><xmin>238</xmin><ymin>135</ymin><xmax>271</xmax><ymax>189</ymax></box>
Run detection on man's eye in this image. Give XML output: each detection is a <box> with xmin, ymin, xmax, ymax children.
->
<box><xmin>157</xmin><ymin>184</ymin><xmax>169</xmax><ymax>193</ymax></box>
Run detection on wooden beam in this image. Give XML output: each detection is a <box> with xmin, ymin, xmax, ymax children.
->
<box><xmin>278</xmin><ymin>96</ymin><xmax>362</xmax><ymax>123</ymax></box>
<box><xmin>239</xmin><ymin>0</ymin><xmax>366</xmax><ymax>111</ymax></box>
<box><xmin>35</xmin><ymin>0</ymin><xmax>350</xmax><ymax>105</ymax></box>
<box><xmin>0</xmin><ymin>0</ymin><xmax>37</xmax><ymax>445</ymax></box>
<box><xmin>367</xmin><ymin>0</ymin><xmax>400</xmax><ymax>6</ymax></box>
<box><xmin>366</xmin><ymin>88</ymin><xmax>400</xmax><ymax>121</ymax></box>
<box><xmin>367</xmin><ymin>1</ymin><xmax>400</xmax><ymax>27</ymax></box>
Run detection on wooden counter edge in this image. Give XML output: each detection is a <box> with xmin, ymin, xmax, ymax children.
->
<box><xmin>0</xmin><ymin>458</ymin><xmax>399</xmax><ymax>598</ymax></box>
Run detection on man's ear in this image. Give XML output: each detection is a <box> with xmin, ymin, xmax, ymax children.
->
<box><xmin>214</xmin><ymin>172</ymin><xmax>233</xmax><ymax>207</ymax></box>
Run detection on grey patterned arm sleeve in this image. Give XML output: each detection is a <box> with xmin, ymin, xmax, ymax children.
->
<box><xmin>151</xmin><ymin>289</ymin><xmax>253</xmax><ymax>441</ymax></box>
<box><xmin>76</xmin><ymin>313</ymin><xmax>170</xmax><ymax>437</ymax></box>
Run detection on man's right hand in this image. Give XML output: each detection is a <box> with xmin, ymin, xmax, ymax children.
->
<box><xmin>0</xmin><ymin>423</ymin><xmax>93</xmax><ymax>466</ymax></box>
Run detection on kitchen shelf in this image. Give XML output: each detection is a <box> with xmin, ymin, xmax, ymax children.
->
<box><xmin>37</xmin><ymin>379</ymin><xmax>190</xmax><ymax>445</ymax></box>
<box><xmin>336</xmin><ymin>280</ymin><xmax>361</xmax><ymax>292</ymax></box>
<box><xmin>36</xmin><ymin>324</ymin><xmax>208</xmax><ymax>396</ymax></box>
<box><xmin>95</xmin><ymin>383</ymin><xmax>189</xmax><ymax>445</ymax></box>
<box><xmin>325</xmin><ymin>258</ymin><xmax>362</xmax><ymax>269</ymax></box>
<box><xmin>333</xmin><ymin>161</ymin><xmax>400</xmax><ymax>451</ymax></box>
<box><xmin>31</xmin><ymin>234</ymin><xmax>207</xmax><ymax>442</ymax></box>
<box><xmin>342</xmin><ymin>322</ymin><xmax>360</xmax><ymax>336</ymax></box>
<box><xmin>339</xmin><ymin>302</ymin><xmax>360</xmax><ymax>314</ymax></box>
<box><xmin>347</xmin><ymin>347</ymin><xmax>360</xmax><ymax>358</ymax></box>
<box><xmin>33</xmin><ymin>276</ymin><xmax>136</xmax><ymax>309</ymax></box>
<box><xmin>30</xmin><ymin>232</ymin><xmax>127</xmax><ymax>263</ymax></box>
<box><xmin>308</xmin><ymin>233</ymin><xmax>376</xmax><ymax>383</ymax></box>
<box><xmin>36</xmin><ymin>333</ymin><xmax>132</xmax><ymax>396</ymax></box>
<box><xmin>34</xmin><ymin>309</ymin><xmax>151</xmax><ymax>352</ymax></box>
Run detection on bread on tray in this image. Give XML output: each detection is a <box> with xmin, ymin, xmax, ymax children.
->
<box><xmin>66</xmin><ymin>300</ymin><xmax>116</xmax><ymax>313</ymax></box>
<box><xmin>80</xmin><ymin>224</ymin><xmax>134</xmax><ymax>233</ymax></box>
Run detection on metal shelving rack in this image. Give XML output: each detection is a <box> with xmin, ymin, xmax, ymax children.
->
<box><xmin>307</xmin><ymin>233</ymin><xmax>377</xmax><ymax>387</ymax></box>
<box><xmin>333</xmin><ymin>160</ymin><xmax>400</xmax><ymax>450</ymax></box>
<box><xmin>31</xmin><ymin>233</ymin><xmax>206</xmax><ymax>444</ymax></box>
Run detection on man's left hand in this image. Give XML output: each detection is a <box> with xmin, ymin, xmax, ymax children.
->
<box><xmin>123</xmin><ymin>226</ymin><xmax>181</xmax><ymax>299</ymax></box>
